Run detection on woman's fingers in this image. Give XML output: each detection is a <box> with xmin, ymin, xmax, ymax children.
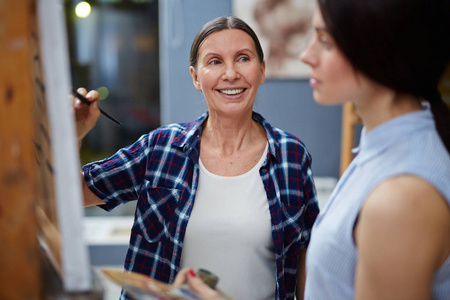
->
<box><xmin>173</xmin><ymin>268</ymin><xmax>222</xmax><ymax>300</ymax></box>
<box><xmin>73</xmin><ymin>87</ymin><xmax>100</xmax><ymax>140</ymax></box>
<box><xmin>173</xmin><ymin>267</ymin><xmax>192</xmax><ymax>287</ymax></box>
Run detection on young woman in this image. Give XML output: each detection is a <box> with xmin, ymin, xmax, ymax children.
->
<box><xmin>301</xmin><ymin>0</ymin><xmax>450</xmax><ymax>299</ymax></box>
<box><xmin>74</xmin><ymin>16</ymin><xmax>319</xmax><ymax>300</ymax></box>
<box><xmin>175</xmin><ymin>0</ymin><xmax>450</xmax><ymax>299</ymax></box>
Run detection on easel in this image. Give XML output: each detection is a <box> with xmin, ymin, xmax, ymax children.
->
<box><xmin>339</xmin><ymin>102</ymin><xmax>361</xmax><ymax>175</ymax></box>
<box><xmin>0</xmin><ymin>0</ymin><xmax>96</xmax><ymax>298</ymax></box>
<box><xmin>0</xmin><ymin>0</ymin><xmax>42</xmax><ymax>298</ymax></box>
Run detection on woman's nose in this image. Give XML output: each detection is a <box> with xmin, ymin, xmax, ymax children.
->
<box><xmin>222</xmin><ymin>64</ymin><xmax>240</xmax><ymax>81</ymax></box>
<box><xmin>300</xmin><ymin>41</ymin><xmax>316</xmax><ymax>67</ymax></box>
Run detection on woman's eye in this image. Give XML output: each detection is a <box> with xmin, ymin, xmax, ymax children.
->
<box><xmin>318</xmin><ymin>35</ymin><xmax>332</xmax><ymax>48</ymax></box>
<box><xmin>238</xmin><ymin>56</ymin><xmax>249</xmax><ymax>62</ymax></box>
<box><xmin>209</xmin><ymin>59</ymin><xmax>221</xmax><ymax>66</ymax></box>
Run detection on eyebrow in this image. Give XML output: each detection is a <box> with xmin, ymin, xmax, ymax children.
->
<box><xmin>315</xmin><ymin>27</ymin><xmax>329</xmax><ymax>33</ymax></box>
<box><xmin>202</xmin><ymin>48</ymin><xmax>254</xmax><ymax>58</ymax></box>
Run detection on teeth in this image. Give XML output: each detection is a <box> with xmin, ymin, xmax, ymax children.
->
<box><xmin>219</xmin><ymin>88</ymin><xmax>244</xmax><ymax>95</ymax></box>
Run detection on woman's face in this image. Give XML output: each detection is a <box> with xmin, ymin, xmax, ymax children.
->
<box><xmin>190</xmin><ymin>29</ymin><xmax>265</xmax><ymax>117</ymax></box>
<box><xmin>300</xmin><ymin>9</ymin><xmax>379</xmax><ymax>106</ymax></box>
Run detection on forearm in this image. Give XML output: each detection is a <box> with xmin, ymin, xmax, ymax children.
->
<box><xmin>81</xmin><ymin>171</ymin><xmax>105</xmax><ymax>207</ymax></box>
<box><xmin>78</xmin><ymin>134</ymin><xmax>104</xmax><ymax>207</ymax></box>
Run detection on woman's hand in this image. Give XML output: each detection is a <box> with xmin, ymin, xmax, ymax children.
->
<box><xmin>73</xmin><ymin>87</ymin><xmax>100</xmax><ymax>142</ymax></box>
<box><xmin>173</xmin><ymin>268</ymin><xmax>222</xmax><ymax>300</ymax></box>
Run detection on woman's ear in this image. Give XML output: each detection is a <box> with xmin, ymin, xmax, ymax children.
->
<box><xmin>260</xmin><ymin>60</ymin><xmax>266</xmax><ymax>85</ymax></box>
<box><xmin>190</xmin><ymin>66</ymin><xmax>202</xmax><ymax>91</ymax></box>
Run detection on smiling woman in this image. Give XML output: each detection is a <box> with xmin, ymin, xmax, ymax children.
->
<box><xmin>189</xmin><ymin>28</ymin><xmax>266</xmax><ymax>154</ymax></box>
<box><xmin>73</xmin><ymin>16</ymin><xmax>320</xmax><ymax>300</ymax></box>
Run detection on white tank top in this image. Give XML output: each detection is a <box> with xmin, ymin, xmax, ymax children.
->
<box><xmin>180</xmin><ymin>143</ymin><xmax>275</xmax><ymax>299</ymax></box>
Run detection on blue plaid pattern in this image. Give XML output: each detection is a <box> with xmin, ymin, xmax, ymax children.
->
<box><xmin>83</xmin><ymin>111</ymin><xmax>319</xmax><ymax>300</ymax></box>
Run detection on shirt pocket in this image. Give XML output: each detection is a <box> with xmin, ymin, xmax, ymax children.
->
<box><xmin>131</xmin><ymin>187</ymin><xmax>182</xmax><ymax>243</ymax></box>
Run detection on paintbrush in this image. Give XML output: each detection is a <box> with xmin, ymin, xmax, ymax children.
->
<box><xmin>73</xmin><ymin>89</ymin><xmax>122</xmax><ymax>127</ymax></box>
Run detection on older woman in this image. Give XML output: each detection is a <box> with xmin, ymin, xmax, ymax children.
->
<box><xmin>74</xmin><ymin>16</ymin><xmax>319</xmax><ymax>300</ymax></box>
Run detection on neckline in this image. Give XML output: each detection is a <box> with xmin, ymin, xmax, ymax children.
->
<box><xmin>199</xmin><ymin>142</ymin><xmax>268</xmax><ymax>179</ymax></box>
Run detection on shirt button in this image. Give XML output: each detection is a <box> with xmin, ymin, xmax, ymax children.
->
<box><xmin>262</xmin><ymin>168</ymin><xmax>267</xmax><ymax>173</ymax></box>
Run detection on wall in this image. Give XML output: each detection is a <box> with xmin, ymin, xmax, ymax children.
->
<box><xmin>159</xmin><ymin>0</ymin><xmax>342</xmax><ymax>178</ymax></box>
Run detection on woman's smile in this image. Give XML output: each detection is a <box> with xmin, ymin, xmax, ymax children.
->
<box><xmin>218</xmin><ymin>88</ymin><xmax>246</xmax><ymax>95</ymax></box>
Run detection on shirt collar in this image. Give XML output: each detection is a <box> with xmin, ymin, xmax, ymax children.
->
<box><xmin>354</xmin><ymin>103</ymin><xmax>434</xmax><ymax>163</ymax></box>
<box><xmin>171</xmin><ymin>111</ymin><xmax>280</xmax><ymax>162</ymax></box>
<box><xmin>171</xmin><ymin>112</ymin><xmax>207</xmax><ymax>152</ymax></box>
<box><xmin>252</xmin><ymin>111</ymin><xmax>280</xmax><ymax>163</ymax></box>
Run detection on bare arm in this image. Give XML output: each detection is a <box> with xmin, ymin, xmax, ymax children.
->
<box><xmin>73</xmin><ymin>88</ymin><xmax>104</xmax><ymax>207</ymax></box>
<box><xmin>296</xmin><ymin>248</ymin><xmax>307</xmax><ymax>300</ymax></box>
<box><xmin>354</xmin><ymin>175</ymin><xmax>450</xmax><ymax>300</ymax></box>
<box><xmin>81</xmin><ymin>172</ymin><xmax>105</xmax><ymax>207</ymax></box>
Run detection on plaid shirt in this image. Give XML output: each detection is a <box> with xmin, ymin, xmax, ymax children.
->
<box><xmin>83</xmin><ymin>111</ymin><xmax>319</xmax><ymax>300</ymax></box>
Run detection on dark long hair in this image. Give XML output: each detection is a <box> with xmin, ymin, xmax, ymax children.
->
<box><xmin>318</xmin><ymin>0</ymin><xmax>450</xmax><ymax>152</ymax></box>
<box><xmin>189</xmin><ymin>16</ymin><xmax>264</xmax><ymax>69</ymax></box>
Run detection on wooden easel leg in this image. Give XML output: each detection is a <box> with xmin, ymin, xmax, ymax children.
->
<box><xmin>0</xmin><ymin>0</ymin><xmax>42</xmax><ymax>299</ymax></box>
<box><xmin>340</xmin><ymin>102</ymin><xmax>360</xmax><ymax>176</ymax></box>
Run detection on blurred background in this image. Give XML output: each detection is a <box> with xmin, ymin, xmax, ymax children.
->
<box><xmin>65</xmin><ymin>0</ymin><xmax>161</xmax><ymax>216</ymax></box>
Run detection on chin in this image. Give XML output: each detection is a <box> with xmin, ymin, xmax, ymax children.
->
<box><xmin>313</xmin><ymin>92</ymin><xmax>346</xmax><ymax>106</ymax></box>
<box><xmin>317</xmin><ymin>101</ymin><xmax>342</xmax><ymax>106</ymax></box>
<box><xmin>313</xmin><ymin>94</ymin><xmax>331</xmax><ymax>106</ymax></box>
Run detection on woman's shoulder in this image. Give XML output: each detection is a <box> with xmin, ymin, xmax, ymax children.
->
<box><xmin>269</xmin><ymin>126</ymin><xmax>311</xmax><ymax>157</ymax></box>
<box><xmin>363</xmin><ymin>175</ymin><xmax>449</xmax><ymax>214</ymax></box>
<box><xmin>381</xmin><ymin>130</ymin><xmax>450</xmax><ymax>198</ymax></box>
<box><xmin>150</xmin><ymin>122</ymin><xmax>191</xmax><ymax>135</ymax></box>
<box><xmin>144</xmin><ymin>116</ymin><xmax>205</xmax><ymax>143</ymax></box>
<box><xmin>359</xmin><ymin>175</ymin><xmax>450</xmax><ymax>244</ymax></box>
<box><xmin>357</xmin><ymin>175</ymin><xmax>450</xmax><ymax>266</ymax></box>
<box><xmin>355</xmin><ymin>175</ymin><xmax>450</xmax><ymax>297</ymax></box>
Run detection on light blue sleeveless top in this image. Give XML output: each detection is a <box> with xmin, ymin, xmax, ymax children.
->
<box><xmin>305</xmin><ymin>105</ymin><xmax>450</xmax><ymax>299</ymax></box>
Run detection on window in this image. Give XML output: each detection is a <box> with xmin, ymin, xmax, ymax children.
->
<box><xmin>66</xmin><ymin>0</ymin><xmax>159</xmax><ymax>216</ymax></box>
